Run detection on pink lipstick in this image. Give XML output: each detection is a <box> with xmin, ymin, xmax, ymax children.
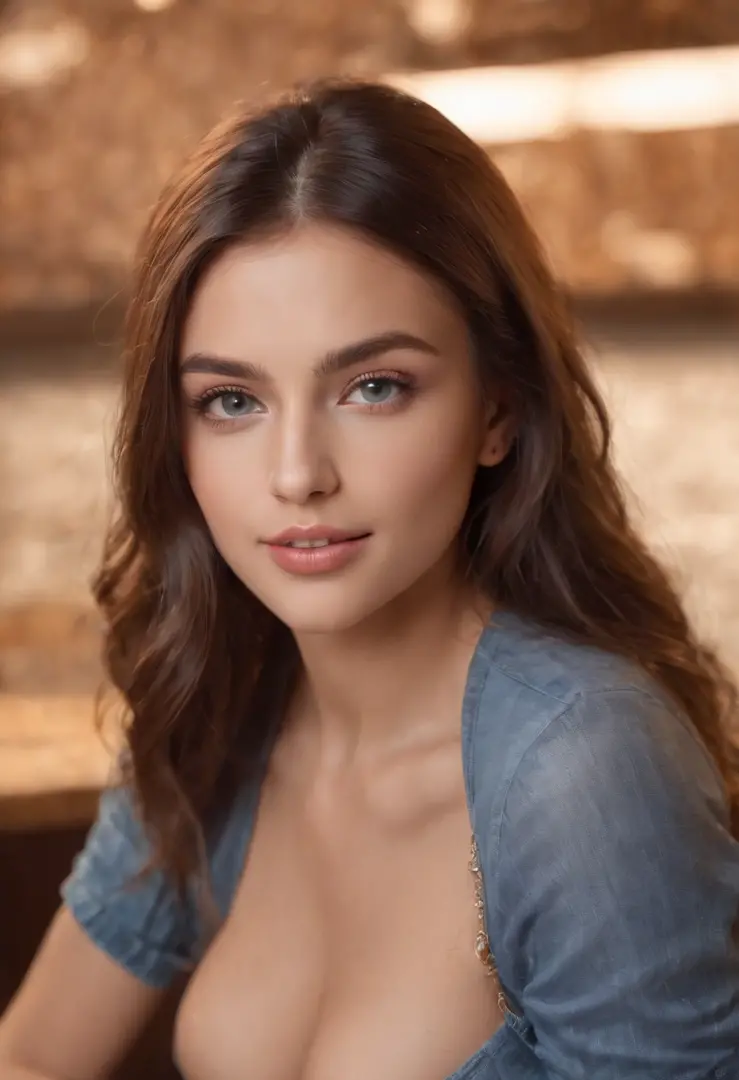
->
<box><xmin>263</xmin><ymin>526</ymin><xmax>371</xmax><ymax>576</ymax></box>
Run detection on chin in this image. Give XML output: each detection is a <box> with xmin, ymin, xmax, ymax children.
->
<box><xmin>264</xmin><ymin>594</ymin><xmax>383</xmax><ymax>637</ymax></box>
<box><xmin>227</xmin><ymin>549</ymin><xmax>447</xmax><ymax>638</ymax></box>
<box><xmin>246</xmin><ymin>571</ymin><xmax>413</xmax><ymax>638</ymax></box>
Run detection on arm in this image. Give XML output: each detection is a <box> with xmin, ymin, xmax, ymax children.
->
<box><xmin>0</xmin><ymin>908</ymin><xmax>164</xmax><ymax>1079</ymax></box>
<box><xmin>0</xmin><ymin>784</ymin><xmax>197</xmax><ymax>1079</ymax></box>
<box><xmin>495</xmin><ymin>687</ymin><xmax>739</xmax><ymax>1080</ymax></box>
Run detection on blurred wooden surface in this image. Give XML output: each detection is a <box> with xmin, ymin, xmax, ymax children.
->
<box><xmin>0</xmin><ymin>694</ymin><xmax>113</xmax><ymax>829</ymax></box>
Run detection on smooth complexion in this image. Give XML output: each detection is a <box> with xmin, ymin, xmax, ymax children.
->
<box><xmin>175</xmin><ymin>222</ymin><xmax>513</xmax><ymax>1080</ymax></box>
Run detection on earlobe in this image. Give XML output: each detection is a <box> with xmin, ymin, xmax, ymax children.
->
<box><xmin>478</xmin><ymin>412</ymin><xmax>515</xmax><ymax>467</ymax></box>
<box><xmin>478</xmin><ymin>439</ymin><xmax>504</xmax><ymax>467</ymax></box>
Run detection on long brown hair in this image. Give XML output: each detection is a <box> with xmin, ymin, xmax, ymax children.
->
<box><xmin>95</xmin><ymin>79</ymin><xmax>738</xmax><ymax>889</ymax></box>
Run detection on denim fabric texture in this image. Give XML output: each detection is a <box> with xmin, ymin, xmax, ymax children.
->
<box><xmin>61</xmin><ymin>610</ymin><xmax>739</xmax><ymax>1079</ymax></box>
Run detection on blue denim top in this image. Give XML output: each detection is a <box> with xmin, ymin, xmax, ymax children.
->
<box><xmin>61</xmin><ymin>610</ymin><xmax>739</xmax><ymax>1079</ymax></box>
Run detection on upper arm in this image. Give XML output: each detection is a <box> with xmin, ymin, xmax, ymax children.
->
<box><xmin>0</xmin><ymin>783</ymin><xmax>197</xmax><ymax>1079</ymax></box>
<box><xmin>495</xmin><ymin>687</ymin><xmax>739</xmax><ymax>1080</ymax></box>
<box><xmin>59</xmin><ymin>784</ymin><xmax>197</xmax><ymax>987</ymax></box>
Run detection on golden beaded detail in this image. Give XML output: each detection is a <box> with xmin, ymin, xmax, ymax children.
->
<box><xmin>469</xmin><ymin>834</ymin><xmax>495</xmax><ymax>975</ymax></box>
<box><xmin>469</xmin><ymin>834</ymin><xmax>512</xmax><ymax>1016</ymax></box>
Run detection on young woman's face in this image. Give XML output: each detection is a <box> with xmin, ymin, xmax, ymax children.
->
<box><xmin>180</xmin><ymin>223</ymin><xmax>505</xmax><ymax>634</ymax></box>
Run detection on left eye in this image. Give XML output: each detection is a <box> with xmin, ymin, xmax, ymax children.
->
<box><xmin>344</xmin><ymin>378</ymin><xmax>402</xmax><ymax>406</ymax></box>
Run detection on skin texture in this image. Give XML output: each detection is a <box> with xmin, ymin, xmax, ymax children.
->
<box><xmin>173</xmin><ymin>224</ymin><xmax>510</xmax><ymax>1080</ymax></box>
<box><xmin>180</xmin><ymin>222</ymin><xmax>509</xmax><ymax>640</ymax></box>
<box><xmin>180</xmin><ymin>221</ymin><xmax>512</xmax><ymax>752</ymax></box>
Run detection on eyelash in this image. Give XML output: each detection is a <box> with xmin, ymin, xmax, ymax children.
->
<box><xmin>189</xmin><ymin>370</ymin><xmax>418</xmax><ymax>428</ymax></box>
<box><xmin>343</xmin><ymin>369</ymin><xmax>417</xmax><ymax>408</ymax></box>
<box><xmin>190</xmin><ymin>384</ymin><xmax>256</xmax><ymax>423</ymax></box>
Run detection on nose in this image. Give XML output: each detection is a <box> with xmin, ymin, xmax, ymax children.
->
<box><xmin>268</xmin><ymin>410</ymin><xmax>339</xmax><ymax>505</ymax></box>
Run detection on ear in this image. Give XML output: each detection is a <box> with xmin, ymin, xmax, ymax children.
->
<box><xmin>477</xmin><ymin>399</ymin><xmax>516</xmax><ymax>468</ymax></box>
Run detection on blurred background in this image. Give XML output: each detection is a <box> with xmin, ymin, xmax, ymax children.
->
<box><xmin>1</xmin><ymin>1</ymin><xmax>738</xmax><ymax>1074</ymax></box>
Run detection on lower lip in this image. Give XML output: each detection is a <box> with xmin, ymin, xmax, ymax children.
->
<box><xmin>266</xmin><ymin>536</ymin><xmax>370</xmax><ymax>575</ymax></box>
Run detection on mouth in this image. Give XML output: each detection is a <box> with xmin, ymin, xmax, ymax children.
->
<box><xmin>263</xmin><ymin>530</ymin><xmax>372</xmax><ymax>575</ymax></box>
<box><xmin>276</xmin><ymin>535</ymin><xmax>370</xmax><ymax>549</ymax></box>
<box><xmin>264</xmin><ymin>528</ymin><xmax>372</xmax><ymax>548</ymax></box>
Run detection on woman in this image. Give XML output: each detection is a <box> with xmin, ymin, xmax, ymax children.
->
<box><xmin>1</xmin><ymin>80</ymin><xmax>738</xmax><ymax>1080</ymax></box>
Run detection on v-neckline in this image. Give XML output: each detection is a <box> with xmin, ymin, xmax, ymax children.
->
<box><xmin>216</xmin><ymin>608</ymin><xmax>516</xmax><ymax>915</ymax></box>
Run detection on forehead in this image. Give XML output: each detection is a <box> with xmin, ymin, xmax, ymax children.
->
<box><xmin>181</xmin><ymin>222</ymin><xmax>466</xmax><ymax>362</ymax></box>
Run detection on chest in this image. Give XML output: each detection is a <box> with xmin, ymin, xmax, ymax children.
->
<box><xmin>174</xmin><ymin>742</ymin><xmax>504</xmax><ymax>1080</ymax></box>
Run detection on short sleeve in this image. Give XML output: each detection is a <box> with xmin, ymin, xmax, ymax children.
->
<box><xmin>60</xmin><ymin>783</ymin><xmax>198</xmax><ymax>989</ymax></box>
<box><xmin>496</xmin><ymin>688</ymin><xmax>739</xmax><ymax>1080</ymax></box>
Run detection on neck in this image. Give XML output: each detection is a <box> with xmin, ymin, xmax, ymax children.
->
<box><xmin>290</xmin><ymin>571</ymin><xmax>492</xmax><ymax>765</ymax></box>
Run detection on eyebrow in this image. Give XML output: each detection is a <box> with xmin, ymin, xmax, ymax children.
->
<box><xmin>179</xmin><ymin>330</ymin><xmax>440</xmax><ymax>382</ymax></box>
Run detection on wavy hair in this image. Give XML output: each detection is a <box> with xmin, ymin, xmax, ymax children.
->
<box><xmin>94</xmin><ymin>79</ymin><xmax>739</xmax><ymax>890</ymax></box>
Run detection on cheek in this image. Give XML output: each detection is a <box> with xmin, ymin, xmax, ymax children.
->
<box><xmin>183</xmin><ymin>434</ymin><xmax>256</xmax><ymax>533</ymax></box>
<box><xmin>401</xmin><ymin>442</ymin><xmax>477</xmax><ymax>518</ymax></box>
<box><xmin>362</xmin><ymin>408</ymin><xmax>482</xmax><ymax>526</ymax></box>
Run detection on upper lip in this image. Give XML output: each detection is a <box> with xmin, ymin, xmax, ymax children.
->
<box><xmin>264</xmin><ymin>525</ymin><xmax>371</xmax><ymax>546</ymax></box>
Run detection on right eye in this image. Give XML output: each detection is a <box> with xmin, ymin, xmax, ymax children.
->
<box><xmin>198</xmin><ymin>388</ymin><xmax>262</xmax><ymax>420</ymax></box>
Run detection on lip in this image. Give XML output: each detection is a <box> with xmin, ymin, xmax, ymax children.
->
<box><xmin>264</xmin><ymin>525</ymin><xmax>371</xmax><ymax>545</ymax></box>
<box><xmin>263</xmin><ymin>526</ymin><xmax>372</xmax><ymax>576</ymax></box>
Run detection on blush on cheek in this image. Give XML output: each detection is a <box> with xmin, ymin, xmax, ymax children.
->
<box><xmin>186</xmin><ymin>438</ymin><xmax>247</xmax><ymax>507</ymax></box>
<box><xmin>390</xmin><ymin>444</ymin><xmax>479</xmax><ymax>545</ymax></box>
<box><xmin>410</xmin><ymin>430</ymin><xmax>480</xmax><ymax>495</ymax></box>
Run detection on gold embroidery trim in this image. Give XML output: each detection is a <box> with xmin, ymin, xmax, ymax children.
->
<box><xmin>469</xmin><ymin>834</ymin><xmax>513</xmax><ymax>1017</ymax></box>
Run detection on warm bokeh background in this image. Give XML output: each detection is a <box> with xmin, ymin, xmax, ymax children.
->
<box><xmin>3</xmin><ymin>0</ymin><xmax>739</xmax><ymax>310</ymax></box>
<box><xmin>1</xmin><ymin>3</ymin><xmax>738</xmax><ymax>1075</ymax></box>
